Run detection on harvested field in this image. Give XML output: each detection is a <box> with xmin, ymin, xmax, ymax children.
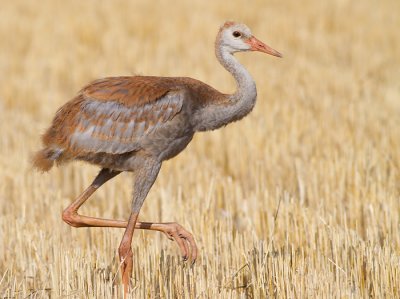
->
<box><xmin>0</xmin><ymin>0</ymin><xmax>399</xmax><ymax>297</ymax></box>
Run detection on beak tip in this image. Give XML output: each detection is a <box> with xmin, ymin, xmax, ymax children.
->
<box><xmin>248</xmin><ymin>36</ymin><xmax>283</xmax><ymax>58</ymax></box>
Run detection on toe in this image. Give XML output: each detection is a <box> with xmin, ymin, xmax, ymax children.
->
<box><xmin>172</xmin><ymin>231</ymin><xmax>189</xmax><ymax>260</ymax></box>
<box><xmin>176</xmin><ymin>227</ymin><xmax>198</xmax><ymax>263</ymax></box>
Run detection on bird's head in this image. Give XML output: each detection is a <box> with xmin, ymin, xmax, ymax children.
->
<box><xmin>217</xmin><ymin>21</ymin><xmax>282</xmax><ymax>57</ymax></box>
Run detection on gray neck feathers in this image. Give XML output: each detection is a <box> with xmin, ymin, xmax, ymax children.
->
<box><xmin>193</xmin><ymin>44</ymin><xmax>257</xmax><ymax>132</ymax></box>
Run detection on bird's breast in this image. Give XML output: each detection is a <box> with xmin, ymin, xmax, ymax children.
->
<box><xmin>157</xmin><ymin>134</ymin><xmax>194</xmax><ymax>161</ymax></box>
<box><xmin>141</xmin><ymin>118</ymin><xmax>194</xmax><ymax>161</ymax></box>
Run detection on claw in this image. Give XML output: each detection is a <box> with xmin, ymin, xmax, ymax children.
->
<box><xmin>159</xmin><ymin>222</ymin><xmax>198</xmax><ymax>263</ymax></box>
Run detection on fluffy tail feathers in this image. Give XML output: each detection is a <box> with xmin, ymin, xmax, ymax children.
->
<box><xmin>32</xmin><ymin>148</ymin><xmax>64</xmax><ymax>172</ymax></box>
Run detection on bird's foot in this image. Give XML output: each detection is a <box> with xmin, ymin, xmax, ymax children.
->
<box><xmin>159</xmin><ymin>222</ymin><xmax>198</xmax><ymax>263</ymax></box>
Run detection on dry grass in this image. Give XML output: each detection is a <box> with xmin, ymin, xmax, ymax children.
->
<box><xmin>1</xmin><ymin>0</ymin><xmax>400</xmax><ymax>298</ymax></box>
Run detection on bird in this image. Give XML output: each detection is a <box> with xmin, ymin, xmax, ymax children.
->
<box><xmin>32</xmin><ymin>21</ymin><xmax>281</xmax><ymax>296</ymax></box>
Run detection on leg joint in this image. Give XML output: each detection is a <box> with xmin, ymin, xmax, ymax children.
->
<box><xmin>62</xmin><ymin>209</ymin><xmax>82</xmax><ymax>228</ymax></box>
<box><xmin>118</xmin><ymin>243</ymin><xmax>133</xmax><ymax>259</ymax></box>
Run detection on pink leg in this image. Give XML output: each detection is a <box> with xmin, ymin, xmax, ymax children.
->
<box><xmin>118</xmin><ymin>161</ymin><xmax>161</xmax><ymax>298</ymax></box>
<box><xmin>62</xmin><ymin>167</ymin><xmax>198</xmax><ymax>297</ymax></box>
<box><xmin>118</xmin><ymin>212</ymin><xmax>137</xmax><ymax>296</ymax></box>
<box><xmin>62</xmin><ymin>169</ymin><xmax>198</xmax><ymax>261</ymax></box>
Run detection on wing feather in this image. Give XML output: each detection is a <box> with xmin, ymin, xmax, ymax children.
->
<box><xmin>68</xmin><ymin>91</ymin><xmax>183</xmax><ymax>154</ymax></box>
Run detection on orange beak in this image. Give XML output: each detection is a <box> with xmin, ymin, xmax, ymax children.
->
<box><xmin>246</xmin><ymin>36</ymin><xmax>282</xmax><ymax>58</ymax></box>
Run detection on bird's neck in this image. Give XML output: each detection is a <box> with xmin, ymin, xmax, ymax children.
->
<box><xmin>218</xmin><ymin>46</ymin><xmax>257</xmax><ymax>105</ymax></box>
<box><xmin>193</xmin><ymin>46</ymin><xmax>257</xmax><ymax>132</ymax></box>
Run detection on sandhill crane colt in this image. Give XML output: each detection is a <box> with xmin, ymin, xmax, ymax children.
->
<box><xmin>33</xmin><ymin>21</ymin><xmax>281</xmax><ymax>295</ymax></box>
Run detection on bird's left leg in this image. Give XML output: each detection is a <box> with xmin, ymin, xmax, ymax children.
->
<box><xmin>118</xmin><ymin>159</ymin><xmax>161</xmax><ymax>297</ymax></box>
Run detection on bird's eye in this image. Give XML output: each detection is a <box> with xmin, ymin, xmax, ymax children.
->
<box><xmin>232</xmin><ymin>31</ymin><xmax>241</xmax><ymax>38</ymax></box>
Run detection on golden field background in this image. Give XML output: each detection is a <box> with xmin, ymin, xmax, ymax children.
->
<box><xmin>1</xmin><ymin>0</ymin><xmax>399</xmax><ymax>298</ymax></box>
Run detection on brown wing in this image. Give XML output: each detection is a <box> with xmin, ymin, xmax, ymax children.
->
<box><xmin>43</xmin><ymin>76</ymin><xmax>184</xmax><ymax>155</ymax></box>
<box><xmin>81</xmin><ymin>76</ymin><xmax>176</xmax><ymax>106</ymax></box>
<box><xmin>82</xmin><ymin>76</ymin><xmax>226</xmax><ymax>106</ymax></box>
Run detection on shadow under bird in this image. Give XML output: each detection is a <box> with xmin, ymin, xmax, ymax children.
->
<box><xmin>33</xmin><ymin>21</ymin><xmax>281</xmax><ymax>296</ymax></box>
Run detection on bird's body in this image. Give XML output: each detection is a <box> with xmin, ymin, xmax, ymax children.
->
<box><xmin>33</xmin><ymin>21</ymin><xmax>281</xmax><ymax>297</ymax></box>
<box><xmin>36</xmin><ymin>75</ymin><xmax>225</xmax><ymax>172</ymax></box>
